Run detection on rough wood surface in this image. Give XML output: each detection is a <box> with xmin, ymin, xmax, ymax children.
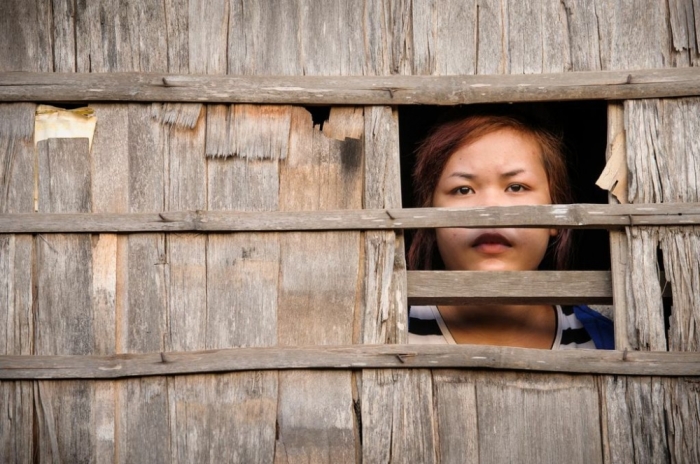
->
<box><xmin>361</xmin><ymin>369</ymin><xmax>437</xmax><ymax>463</ymax></box>
<box><xmin>3</xmin><ymin>345</ymin><xmax>700</xmax><ymax>380</ymax></box>
<box><xmin>0</xmin><ymin>0</ymin><xmax>51</xmax><ymax>72</ymax></box>
<box><xmin>475</xmin><ymin>372</ymin><xmax>602</xmax><ymax>464</ymax></box>
<box><xmin>3</xmin><ymin>203</ymin><xmax>699</xmax><ymax>233</ymax></box>
<box><xmin>4</xmin><ymin>68</ymin><xmax>700</xmax><ymax>103</ymax></box>
<box><xmin>606</xmin><ymin>103</ymin><xmax>630</xmax><ymax>350</ymax></box>
<box><xmin>408</xmin><ymin>270</ymin><xmax>620</xmax><ymax>305</ymax></box>
<box><xmin>361</xmin><ymin>106</ymin><xmax>407</xmax><ymax>344</ymax></box>
<box><xmin>626</xmin><ymin>98</ymin><xmax>700</xmax><ymax>351</ymax></box>
<box><xmin>275</xmin><ymin>108</ymin><xmax>363</xmax><ymax>461</ymax></box>
<box><xmin>0</xmin><ymin>103</ymin><xmax>35</xmax><ymax>463</ymax></box>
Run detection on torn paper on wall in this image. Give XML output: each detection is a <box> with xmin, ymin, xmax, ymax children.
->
<box><xmin>596</xmin><ymin>131</ymin><xmax>628</xmax><ymax>204</ymax></box>
<box><xmin>34</xmin><ymin>105</ymin><xmax>97</xmax><ymax>150</ymax></box>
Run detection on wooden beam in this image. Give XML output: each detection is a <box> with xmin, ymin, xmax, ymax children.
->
<box><xmin>1</xmin><ymin>345</ymin><xmax>698</xmax><ymax>380</ymax></box>
<box><xmin>1</xmin><ymin>203</ymin><xmax>699</xmax><ymax>233</ymax></box>
<box><xmin>408</xmin><ymin>271</ymin><xmax>615</xmax><ymax>304</ymax></box>
<box><xmin>2</xmin><ymin>68</ymin><xmax>700</xmax><ymax>104</ymax></box>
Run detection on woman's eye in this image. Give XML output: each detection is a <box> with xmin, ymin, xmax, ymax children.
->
<box><xmin>507</xmin><ymin>184</ymin><xmax>526</xmax><ymax>192</ymax></box>
<box><xmin>454</xmin><ymin>186</ymin><xmax>473</xmax><ymax>195</ymax></box>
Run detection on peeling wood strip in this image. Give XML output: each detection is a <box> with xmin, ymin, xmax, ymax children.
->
<box><xmin>2</xmin><ymin>345</ymin><xmax>700</xmax><ymax>380</ymax></box>
<box><xmin>1</xmin><ymin>203</ymin><xmax>699</xmax><ymax>233</ymax></box>
<box><xmin>3</xmin><ymin>68</ymin><xmax>700</xmax><ymax>103</ymax></box>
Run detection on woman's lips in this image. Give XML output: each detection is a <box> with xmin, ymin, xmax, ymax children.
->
<box><xmin>471</xmin><ymin>232</ymin><xmax>512</xmax><ymax>254</ymax></box>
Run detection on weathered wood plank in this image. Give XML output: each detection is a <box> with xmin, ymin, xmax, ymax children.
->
<box><xmin>3</xmin><ymin>68</ymin><xmax>700</xmax><ymax>103</ymax></box>
<box><xmin>75</xmin><ymin>0</ymin><xmax>168</xmax><ymax>73</ymax></box>
<box><xmin>3</xmin><ymin>345</ymin><xmax>700</xmax><ymax>380</ymax></box>
<box><xmin>188</xmin><ymin>0</ymin><xmax>228</xmax><ymax>74</ymax></box>
<box><xmin>475</xmin><ymin>371</ymin><xmax>602</xmax><ymax>464</ymax></box>
<box><xmin>601</xmin><ymin>376</ymin><xmax>670</xmax><ymax>463</ymax></box>
<box><xmin>605</xmin><ymin>103</ymin><xmax>630</xmax><ymax>350</ymax></box>
<box><xmin>276</xmin><ymin>108</ymin><xmax>362</xmax><ymax>461</ymax></box>
<box><xmin>205</xmin><ymin>103</ymin><xmax>281</xmax><ymax>461</ymax></box>
<box><xmin>361</xmin><ymin>369</ymin><xmax>437</xmax><ymax>463</ymax></box>
<box><xmin>362</xmin><ymin>106</ymin><xmax>407</xmax><ymax>344</ymax></box>
<box><xmin>0</xmin><ymin>0</ymin><xmax>51</xmax><ymax>72</ymax></box>
<box><xmin>596</xmin><ymin>0</ymin><xmax>672</xmax><ymax>71</ymax></box>
<box><xmin>35</xmin><ymin>138</ymin><xmax>99</xmax><ymax>462</ymax></box>
<box><xmin>435</xmin><ymin>0</ymin><xmax>477</xmax><ymax>76</ymax></box>
<box><xmin>227</xmin><ymin>0</ymin><xmax>302</xmax><ymax>75</ymax></box>
<box><xmin>432</xmin><ymin>370</ymin><xmax>479</xmax><ymax>463</ymax></box>
<box><xmin>3</xmin><ymin>203</ymin><xmax>699</xmax><ymax>233</ymax></box>
<box><xmin>408</xmin><ymin>270</ymin><xmax>618</xmax><ymax>305</ymax></box>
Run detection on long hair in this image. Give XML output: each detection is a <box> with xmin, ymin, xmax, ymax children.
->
<box><xmin>407</xmin><ymin>110</ymin><xmax>573</xmax><ymax>271</ymax></box>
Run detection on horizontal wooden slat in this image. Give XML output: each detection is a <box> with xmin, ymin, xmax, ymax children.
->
<box><xmin>408</xmin><ymin>271</ymin><xmax>614</xmax><ymax>304</ymax></box>
<box><xmin>1</xmin><ymin>345</ymin><xmax>698</xmax><ymax>380</ymax></box>
<box><xmin>1</xmin><ymin>68</ymin><xmax>700</xmax><ymax>104</ymax></box>
<box><xmin>1</xmin><ymin>203</ymin><xmax>699</xmax><ymax>233</ymax></box>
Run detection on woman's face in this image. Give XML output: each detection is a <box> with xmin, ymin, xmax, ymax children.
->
<box><xmin>432</xmin><ymin>128</ymin><xmax>556</xmax><ymax>271</ymax></box>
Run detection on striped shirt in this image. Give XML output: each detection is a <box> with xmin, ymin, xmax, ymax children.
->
<box><xmin>408</xmin><ymin>305</ymin><xmax>597</xmax><ymax>349</ymax></box>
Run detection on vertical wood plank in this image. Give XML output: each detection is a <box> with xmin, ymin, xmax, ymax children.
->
<box><xmin>410</xmin><ymin>0</ymin><xmax>437</xmax><ymax>75</ymax></box>
<box><xmin>361</xmin><ymin>106</ymin><xmax>407</xmax><ymax>344</ymax></box>
<box><xmin>117</xmin><ymin>105</ymin><xmax>170</xmax><ymax>464</ymax></box>
<box><xmin>476</xmin><ymin>372</ymin><xmax>603</xmax><ymax>464</ymax></box>
<box><xmin>476</xmin><ymin>0</ymin><xmax>505</xmax><ymax>74</ymax></box>
<box><xmin>433</xmin><ymin>370</ymin><xmax>479</xmax><ymax>464</ymax></box>
<box><xmin>228</xmin><ymin>0</ymin><xmax>302</xmax><ymax>75</ymax></box>
<box><xmin>35</xmin><ymin>138</ymin><xmax>97</xmax><ymax>463</ymax></box>
<box><xmin>51</xmin><ymin>0</ymin><xmax>77</xmax><ymax>72</ymax></box>
<box><xmin>0</xmin><ymin>103</ymin><xmax>35</xmax><ymax>464</ymax></box>
<box><xmin>0</xmin><ymin>0</ymin><xmax>52</xmax><ymax>72</ymax></box>
<box><xmin>595</xmin><ymin>0</ymin><xmax>672</xmax><ymax>71</ymax></box>
<box><xmin>275</xmin><ymin>107</ymin><xmax>362</xmax><ymax>461</ymax></box>
<box><xmin>562</xmin><ymin>0</ymin><xmax>603</xmax><ymax>71</ymax></box>
<box><xmin>188</xmin><ymin>0</ymin><xmax>229</xmax><ymax>74</ymax></box>
<box><xmin>435</xmin><ymin>0</ymin><xmax>477</xmax><ymax>75</ymax></box>
<box><xmin>606</xmin><ymin>103</ymin><xmax>630</xmax><ymax>350</ymax></box>
<box><xmin>75</xmin><ymin>0</ymin><xmax>168</xmax><ymax>73</ymax></box>
<box><xmin>361</xmin><ymin>369</ymin><xmax>437</xmax><ymax>464</ymax></box>
<box><xmin>601</xmin><ymin>376</ymin><xmax>669</xmax><ymax>463</ymax></box>
<box><xmin>623</xmin><ymin>100</ymin><xmax>666</xmax><ymax>351</ymax></box>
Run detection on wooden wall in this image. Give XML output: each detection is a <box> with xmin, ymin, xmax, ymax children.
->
<box><xmin>1</xmin><ymin>0</ymin><xmax>699</xmax><ymax>462</ymax></box>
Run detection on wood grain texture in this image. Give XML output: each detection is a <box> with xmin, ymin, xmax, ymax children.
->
<box><xmin>3</xmin><ymin>345</ymin><xmax>700</xmax><ymax>380</ymax></box>
<box><xmin>187</xmin><ymin>0</ymin><xmax>228</xmax><ymax>74</ymax></box>
<box><xmin>4</xmin><ymin>203</ymin><xmax>699</xmax><ymax>233</ymax></box>
<box><xmin>5</xmin><ymin>68</ymin><xmax>700</xmax><ymax>103</ymax></box>
<box><xmin>362</xmin><ymin>106</ymin><xmax>407</xmax><ymax>344</ymax></box>
<box><xmin>276</xmin><ymin>109</ymin><xmax>363</xmax><ymax>461</ymax></box>
<box><xmin>606</xmin><ymin>103</ymin><xmax>629</xmax><ymax>350</ymax></box>
<box><xmin>75</xmin><ymin>0</ymin><xmax>168</xmax><ymax>73</ymax></box>
<box><xmin>475</xmin><ymin>371</ymin><xmax>602</xmax><ymax>464</ymax></box>
<box><xmin>361</xmin><ymin>369</ymin><xmax>437</xmax><ymax>463</ymax></box>
<box><xmin>408</xmin><ymin>270</ymin><xmax>617</xmax><ymax>305</ymax></box>
<box><xmin>35</xmin><ymin>138</ymin><xmax>100</xmax><ymax>462</ymax></box>
<box><xmin>601</xmin><ymin>376</ymin><xmax>670</xmax><ymax>463</ymax></box>
<box><xmin>0</xmin><ymin>0</ymin><xmax>51</xmax><ymax>72</ymax></box>
<box><xmin>227</xmin><ymin>0</ymin><xmax>302</xmax><ymax>75</ymax></box>
<box><xmin>432</xmin><ymin>370</ymin><xmax>479</xmax><ymax>463</ymax></box>
<box><xmin>596</xmin><ymin>0</ymin><xmax>672</xmax><ymax>71</ymax></box>
<box><xmin>435</xmin><ymin>0</ymin><xmax>477</xmax><ymax>75</ymax></box>
<box><xmin>625</xmin><ymin>98</ymin><xmax>700</xmax><ymax>352</ymax></box>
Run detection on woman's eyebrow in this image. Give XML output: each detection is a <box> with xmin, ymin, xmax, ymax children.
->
<box><xmin>447</xmin><ymin>171</ymin><xmax>476</xmax><ymax>180</ymax></box>
<box><xmin>501</xmin><ymin>168</ymin><xmax>525</xmax><ymax>178</ymax></box>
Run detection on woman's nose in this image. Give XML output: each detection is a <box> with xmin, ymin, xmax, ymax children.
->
<box><xmin>476</xmin><ymin>190</ymin><xmax>508</xmax><ymax>207</ymax></box>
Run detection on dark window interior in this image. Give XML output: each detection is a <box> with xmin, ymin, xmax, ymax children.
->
<box><xmin>398</xmin><ymin>101</ymin><xmax>610</xmax><ymax>271</ymax></box>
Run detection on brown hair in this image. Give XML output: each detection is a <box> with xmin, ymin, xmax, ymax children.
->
<box><xmin>407</xmin><ymin>111</ymin><xmax>573</xmax><ymax>271</ymax></box>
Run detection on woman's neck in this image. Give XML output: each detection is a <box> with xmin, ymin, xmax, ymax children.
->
<box><xmin>436</xmin><ymin>304</ymin><xmax>557</xmax><ymax>349</ymax></box>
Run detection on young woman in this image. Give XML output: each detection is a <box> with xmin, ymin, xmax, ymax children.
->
<box><xmin>408</xmin><ymin>109</ymin><xmax>614</xmax><ymax>349</ymax></box>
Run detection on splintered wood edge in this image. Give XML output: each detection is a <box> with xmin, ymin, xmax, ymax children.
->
<box><xmin>2</xmin><ymin>68</ymin><xmax>700</xmax><ymax>104</ymax></box>
<box><xmin>1</xmin><ymin>203</ymin><xmax>699</xmax><ymax>233</ymax></box>
<box><xmin>1</xmin><ymin>345</ymin><xmax>698</xmax><ymax>379</ymax></box>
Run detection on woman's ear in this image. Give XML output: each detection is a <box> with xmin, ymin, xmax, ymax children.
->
<box><xmin>549</xmin><ymin>228</ymin><xmax>558</xmax><ymax>237</ymax></box>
